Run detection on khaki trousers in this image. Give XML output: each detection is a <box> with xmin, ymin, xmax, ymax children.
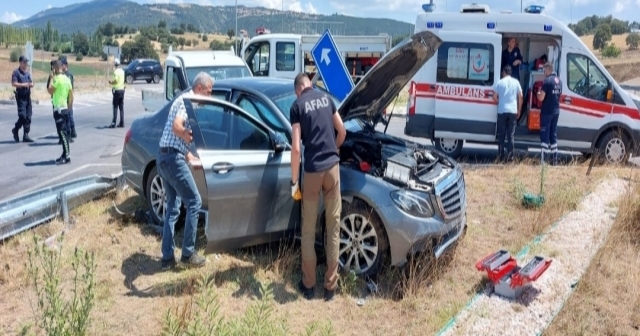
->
<box><xmin>301</xmin><ymin>163</ymin><xmax>342</xmax><ymax>291</ymax></box>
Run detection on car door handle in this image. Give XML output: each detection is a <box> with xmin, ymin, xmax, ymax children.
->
<box><xmin>211</xmin><ymin>162</ymin><xmax>235</xmax><ymax>174</ymax></box>
<box><xmin>563</xmin><ymin>97</ymin><xmax>572</xmax><ymax>104</ymax></box>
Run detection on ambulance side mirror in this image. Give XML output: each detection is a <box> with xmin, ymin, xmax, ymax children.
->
<box><xmin>606</xmin><ymin>89</ymin><xmax>613</xmax><ymax>102</ymax></box>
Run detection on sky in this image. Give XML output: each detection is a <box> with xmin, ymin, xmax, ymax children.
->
<box><xmin>1</xmin><ymin>0</ymin><xmax>639</xmax><ymax>26</ymax></box>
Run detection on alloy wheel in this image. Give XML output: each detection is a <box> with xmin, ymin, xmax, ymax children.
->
<box><xmin>150</xmin><ymin>175</ymin><xmax>166</xmax><ymax>223</ymax></box>
<box><xmin>440</xmin><ymin>139</ymin><xmax>459</xmax><ymax>154</ymax></box>
<box><xmin>338</xmin><ymin>213</ymin><xmax>379</xmax><ymax>275</ymax></box>
<box><xmin>605</xmin><ymin>137</ymin><xmax>626</xmax><ymax>164</ymax></box>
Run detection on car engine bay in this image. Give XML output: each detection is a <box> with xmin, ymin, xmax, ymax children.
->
<box><xmin>339</xmin><ymin>130</ymin><xmax>457</xmax><ymax>191</ymax></box>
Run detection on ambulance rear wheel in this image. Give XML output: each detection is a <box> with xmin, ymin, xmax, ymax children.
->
<box><xmin>435</xmin><ymin>138</ymin><xmax>463</xmax><ymax>158</ymax></box>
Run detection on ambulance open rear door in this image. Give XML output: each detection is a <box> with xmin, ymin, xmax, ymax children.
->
<box><xmin>432</xmin><ymin>31</ymin><xmax>502</xmax><ymax>144</ymax></box>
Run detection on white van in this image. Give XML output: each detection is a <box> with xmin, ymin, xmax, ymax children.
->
<box><xmin>403</xmin><ymin>4</ymin><xmax>640</xmax><ymax>164</ymax></box>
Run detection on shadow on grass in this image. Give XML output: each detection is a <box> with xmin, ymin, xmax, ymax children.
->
<box><xmin>120</xmin><ymin>250</ymin><xmax>299</xmax><ymax>305</ymax></box>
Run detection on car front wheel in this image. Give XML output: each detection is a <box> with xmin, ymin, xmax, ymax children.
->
<box><xmin>126</xmin><ymin>74</ymin><xmax>134</xmax><ymax>84</ymax></box>
<box><xmin>336</xmin><ymin>201</ymin><xmax>389</xmax><ymax>277</ymax></box>
<box><xmin>146</xmin><ymin>166</ymin><xmax>166</xmax><ymax>225</ymax></box>
<box><xmin>153</xmin><ymin>74</ymin><xmax>160</xmax><ymax>83</ymax></box>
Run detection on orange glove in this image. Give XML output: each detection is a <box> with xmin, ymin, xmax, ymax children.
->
<box><xmin>291</xmin><ymin>180</ymin><xmax>302</xmax><ymax>201</ymax></box>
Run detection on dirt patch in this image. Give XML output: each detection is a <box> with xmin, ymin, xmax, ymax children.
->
<box><xmin>605</xmin><ymin>62</ymin><xmax>640</xmax><ymax>84</ymax></box>
<box><xmin>544</xmin><ymin>171</ymin><xmax>640</xmax><ymax>336</ymax></box>
<box><xmin>0</xmin><ymin>163</ymin><xmax>615</xmax><ymax>335</ymax></box>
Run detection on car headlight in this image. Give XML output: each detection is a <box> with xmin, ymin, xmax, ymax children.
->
<box><xmin>390</xmin><ymin>189</ymin><xmax>435</xmax><ymax>218</ymax></box>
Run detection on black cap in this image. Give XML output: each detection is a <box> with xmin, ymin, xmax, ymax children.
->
<box><xmin>19</xmin><ymin>55</ymin><xmax>28</xmax><ymax>63</ymax></box>
<box><xmin>59</xmin><ymin>56</ymin><xmax>68</xmax><ymax>65</ymax></box>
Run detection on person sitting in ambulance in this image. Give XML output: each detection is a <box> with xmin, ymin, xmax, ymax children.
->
<box><xmin>502</xmin><ymin>37</ymin><xmax>523</xmax><ymax>81</ymax></box>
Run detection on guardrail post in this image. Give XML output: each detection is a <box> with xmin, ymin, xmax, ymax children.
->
<box><xmin>59</xmin><ymin>191</ymin><xmax>69</xmax><ymax>225</ymax></box>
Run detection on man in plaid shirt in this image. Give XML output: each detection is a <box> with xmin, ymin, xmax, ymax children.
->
<box><xmin>158</xmin><ymin>72</ymin><xmax>213</xmax><ymax>270</ymax></box>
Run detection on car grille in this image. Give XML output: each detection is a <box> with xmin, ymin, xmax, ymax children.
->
<box><xmin>437</xmin><ymin>171</ymin><xmax>465</xmax><ymax>219</ymax></box>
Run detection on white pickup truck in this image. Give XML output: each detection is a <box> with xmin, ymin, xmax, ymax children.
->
<box><xmin>141</xmin><ymin>50</ymin><xmax>253</xmax><ymax>112</ymax></box>
<box><xmin>240</xmin><ymin>33</ymin><xmax>392</xmax><ymax>84</ymax></box>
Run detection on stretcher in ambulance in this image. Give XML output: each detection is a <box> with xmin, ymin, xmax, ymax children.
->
<box><xmin>403</xmin><ymin>4</ymin><xmax>640</xmax><ymax>164</ymax></box>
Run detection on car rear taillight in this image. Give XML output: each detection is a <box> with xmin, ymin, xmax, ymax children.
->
<box><xmin>124</xmin><ymin>128</ymin><xmax>132</xmax><ymax>145</ymax></box>
<box><xmin>408</xmin><ymin>81</ymin><xmax>416</xmax><ymax>116</ymax></box>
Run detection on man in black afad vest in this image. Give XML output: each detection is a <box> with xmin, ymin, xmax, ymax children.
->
<box><xmin>536</xmin><ymin>62</ymin><xmax>563</xmax><ymax>165</ymax></box>
<box><xmin>11</xmin><ymin>55</ymin><xmax>34</xmax><ymax>143</ymax></box>
<box><xmin>290</xmin><ymin>73</ymin><xmax>346</xmax><ymax>302</ymax></box>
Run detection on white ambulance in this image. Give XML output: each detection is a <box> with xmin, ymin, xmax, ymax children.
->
<box><xmin>403</xmin><ymin>3</ymin><xmax>640</xmax><ymax>164</ymax></box>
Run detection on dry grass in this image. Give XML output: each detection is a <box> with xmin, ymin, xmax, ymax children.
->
<box><xmin>544</xmin><ymin>167</ymin><xmax>640</xmax><ymax>336</ymax></box>
<box><xmin>0</xmin><ymin>162</ymin><xmax>619</xmax><ymax>335</ymax></box>
<box><xmin>581</xmin><ymin>33</ymin><xmax>640</xmax><ymax>65</ymax></box>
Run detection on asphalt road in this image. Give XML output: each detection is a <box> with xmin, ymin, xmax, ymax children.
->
<box><xmin>0</xmin><ymin>82</ymin><xmax>160</xmax><ymax>201</ymax></box>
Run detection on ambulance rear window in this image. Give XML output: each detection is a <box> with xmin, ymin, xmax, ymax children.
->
<box><xmin>436</xmin><ymin>42</ymin><xmax>494</xmax><ymax>86</ymax></box>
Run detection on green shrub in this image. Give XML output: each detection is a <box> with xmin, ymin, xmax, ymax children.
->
<box><xmin>602</xmin><ymin>43</ymin><xmax>622</xmax><ymax>58</ymax></box>
<box><xmin>10</xmin><ymin>47</ymin><xmax>21</xmax><ymax>62</ymax></box>
<box><xmin>161</xmin><ymin>275</ymin><xmax>336</xmax><ymax>336</ymax></box>
<box><xmin>25</xmin><ymin>234</ymin><xmax>97</xmax><ymax>336</ymax></box>
<box><xmin>76</xmin><ymin>52</ymin><xmax>84</xmax><ymax>62</ymax></box>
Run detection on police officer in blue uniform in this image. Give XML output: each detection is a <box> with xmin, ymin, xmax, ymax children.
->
<box><xmin>501</xmin><ymin>37</ymin><xmax>523</xmax><ymax>82</ymax></box>
<box><xmin>536</xmin><ymin>62</ymin><xmax>563</xmax><ymax>165</ymax></box>
<box><xmin>11</xmin><ymin>55</ymin><xmax>35</xmax><ymax>143</ymax></box>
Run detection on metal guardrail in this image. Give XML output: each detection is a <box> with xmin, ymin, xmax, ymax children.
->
<box><xmin>0</xmin><ymin>174</ymin><xmax>123</xmax><ymax>241</ymax></box>
<box><xmin>621</xmin><ymin>84</ymin><xmax>640</xmax><ymax>92</ymax></box>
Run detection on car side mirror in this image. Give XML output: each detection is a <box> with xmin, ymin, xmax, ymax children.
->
<box><xmin>271</xmin><ymin>132</ymin><xmax>288</xmax><ymax>154</ymax></box>
<box><xmin>606</xmin><ymin>89</ymin><xmax>613</xmax><ymax>102</ymax></box>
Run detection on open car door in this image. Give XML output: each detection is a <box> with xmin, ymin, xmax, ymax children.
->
<box><xmin>182</xmin><ymin>95</ymin><xmax>300</xmax><ymax>253</ymax></box>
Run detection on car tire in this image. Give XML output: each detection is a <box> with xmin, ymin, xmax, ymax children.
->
<box><xmin>596</xmin><ymin>130</ymin><xmax>630</xmax><ymax>164</ymax></box>
<box><xmin>334</xmin><ymin>200</ymin><xmax>389</xmax><ymax>277</ymax></box>
<box><xmin>153</xmin><ymin>74</ymin><xmax>160</xmax><ymax>84</ymax></box>
<box><xmin>126</xmin><ymin>75</ymin><xmax>134</xmax><ymax>84</ymax></box>
<box><xmin>435</xmin><ymin>138</ymin><xmax>463</xmax><ymax>158</ymax></box>
<box><xmin>145</xmin><ymin>166</ymin><xmax>166</xmax><ymax>226</ymax></box>
<box><xmin>146</xmin><ymin>79</ymin><xmax>152</xmax><ymax>83</ymax></box>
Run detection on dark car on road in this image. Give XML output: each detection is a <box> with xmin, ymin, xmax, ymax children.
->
<box><xmin>124</xmin><ymin>59</ymin><xmax>163</xmax><ymax>84</ymax></box>
<box><xmin>121</xmin><ymin>31</ymin><xmax>467</xmax><ymax>277</ymax></box>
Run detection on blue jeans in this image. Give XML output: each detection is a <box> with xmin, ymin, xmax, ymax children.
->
<box><xmin>156</xmin><ymin>149</ymin><xmax>202</xmax><ymax>261</ymax></box>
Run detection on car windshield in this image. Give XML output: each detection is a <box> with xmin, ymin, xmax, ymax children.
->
<box><xmin>270</xmin><ymin>89</ymin><xmax>363</xmax><ymax>131</ymax></box>
<box><xmin>186</xmin><ymin>66</ymin><xmax>252</xmax><ymax>85</ymax></box>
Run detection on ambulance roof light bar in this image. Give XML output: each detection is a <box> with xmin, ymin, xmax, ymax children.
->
<box><xmin>422</xmin><ymin>0</ymin><xmax>436</xmax><ymax>13</ymax></box>
<box><xmin>524</xmin><ymin>5</ymin><xmax>545</xmax><ymax>14</ymax></box>
<box><xmin>460</xmin><ymin>3</ymin><xmax>490</xmax><ymax>13</ymax></box>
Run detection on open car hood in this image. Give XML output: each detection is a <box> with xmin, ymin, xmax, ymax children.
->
<box><xmin>338</xmin><ymin>30</ymin><xmax>442</xmax><ymax>122</ymax></box>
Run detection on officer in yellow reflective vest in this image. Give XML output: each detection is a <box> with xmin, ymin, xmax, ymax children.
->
<box><xmin>47</xmin><ymin>60</ymin><xmax>73</xmax><ymax>165</ymax></box>
<box><xmin>108</xmin><ymin>58</ymin><xmax>126</xmax><ymax>128</ymax></box>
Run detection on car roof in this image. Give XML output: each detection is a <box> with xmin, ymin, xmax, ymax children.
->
<box><xmin>213</xmin><ymin>77</ymin><xmax>295</xmax><ymax>98</ymax></box>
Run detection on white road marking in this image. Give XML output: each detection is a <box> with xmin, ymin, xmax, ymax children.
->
<box><xmin>12</xmin><ymin>163</ymin><xmax>122</xmax><ymax>198</ymax></box>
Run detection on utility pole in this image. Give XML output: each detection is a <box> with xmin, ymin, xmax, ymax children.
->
<box><xmin>521</xmin><ymin>0</ymin><xmax>523</xmax><ymax>13</ymax></box>
<box><xmin>282</xmin><ymin>0</ymin><xmax>284</xmax><ymax>33</ymax></box>
<box><xmin>235</xmin><ymin>0</ymin><xmax>238</xmax><ymax>55</ymax></box>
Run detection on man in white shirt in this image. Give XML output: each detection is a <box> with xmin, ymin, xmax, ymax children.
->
<box><xmin>493</xmin><ymin>64</ymin><xmax>523</xmax><ymax>162</ymax></box>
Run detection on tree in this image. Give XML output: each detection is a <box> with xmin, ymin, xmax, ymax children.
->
<box><xmin>610</xmin><ymin>19</ymin><xmax>628</xmax><ymax>35</ymax></box>
<box><xmin>227</xmin><ymin>28</ymin><xmax>235</xmax><ymax>40</ymax></box>
<box><xmin>178</xmin><ymin>36</ymin><xmax>186</xmax><ymax>50</ymax></box>
<box><xmin>158</xmin><ymin>20</ymin><xmax>166</xmax><ymax>29</ymax></box>
<box><xmin>593</xmin><ymin>24</ymin><xmax>612</xmax><ymax>50</ymax></box>
<box><xmin>626</xmin><ymin>33</ymin><xmax>640</xmax><ymax>50</ymax></box>
<box><xmin>72</xmin><ymin>32</ymin><xmax>90</xmax><ymax>56</ymax></box>
<box><xmin>202</xmin><ymin>34</ymin><xmax>208</xmax><ymax>42</ymax></box>
<box><xmin>121</xmin><ymin>35</ymin><xmax>159</xmax><ymax>62</ymax></box>
<box><xmin>573</xmin><ymin>22</ymin><xmax>588</xmax><ymax>36</ymax></box>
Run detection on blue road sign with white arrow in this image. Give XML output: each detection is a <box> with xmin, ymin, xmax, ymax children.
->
<box><xmin>311</xmin><ymin>29</ymin><xmax>354</xmax><ymax>101</ymax></box>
